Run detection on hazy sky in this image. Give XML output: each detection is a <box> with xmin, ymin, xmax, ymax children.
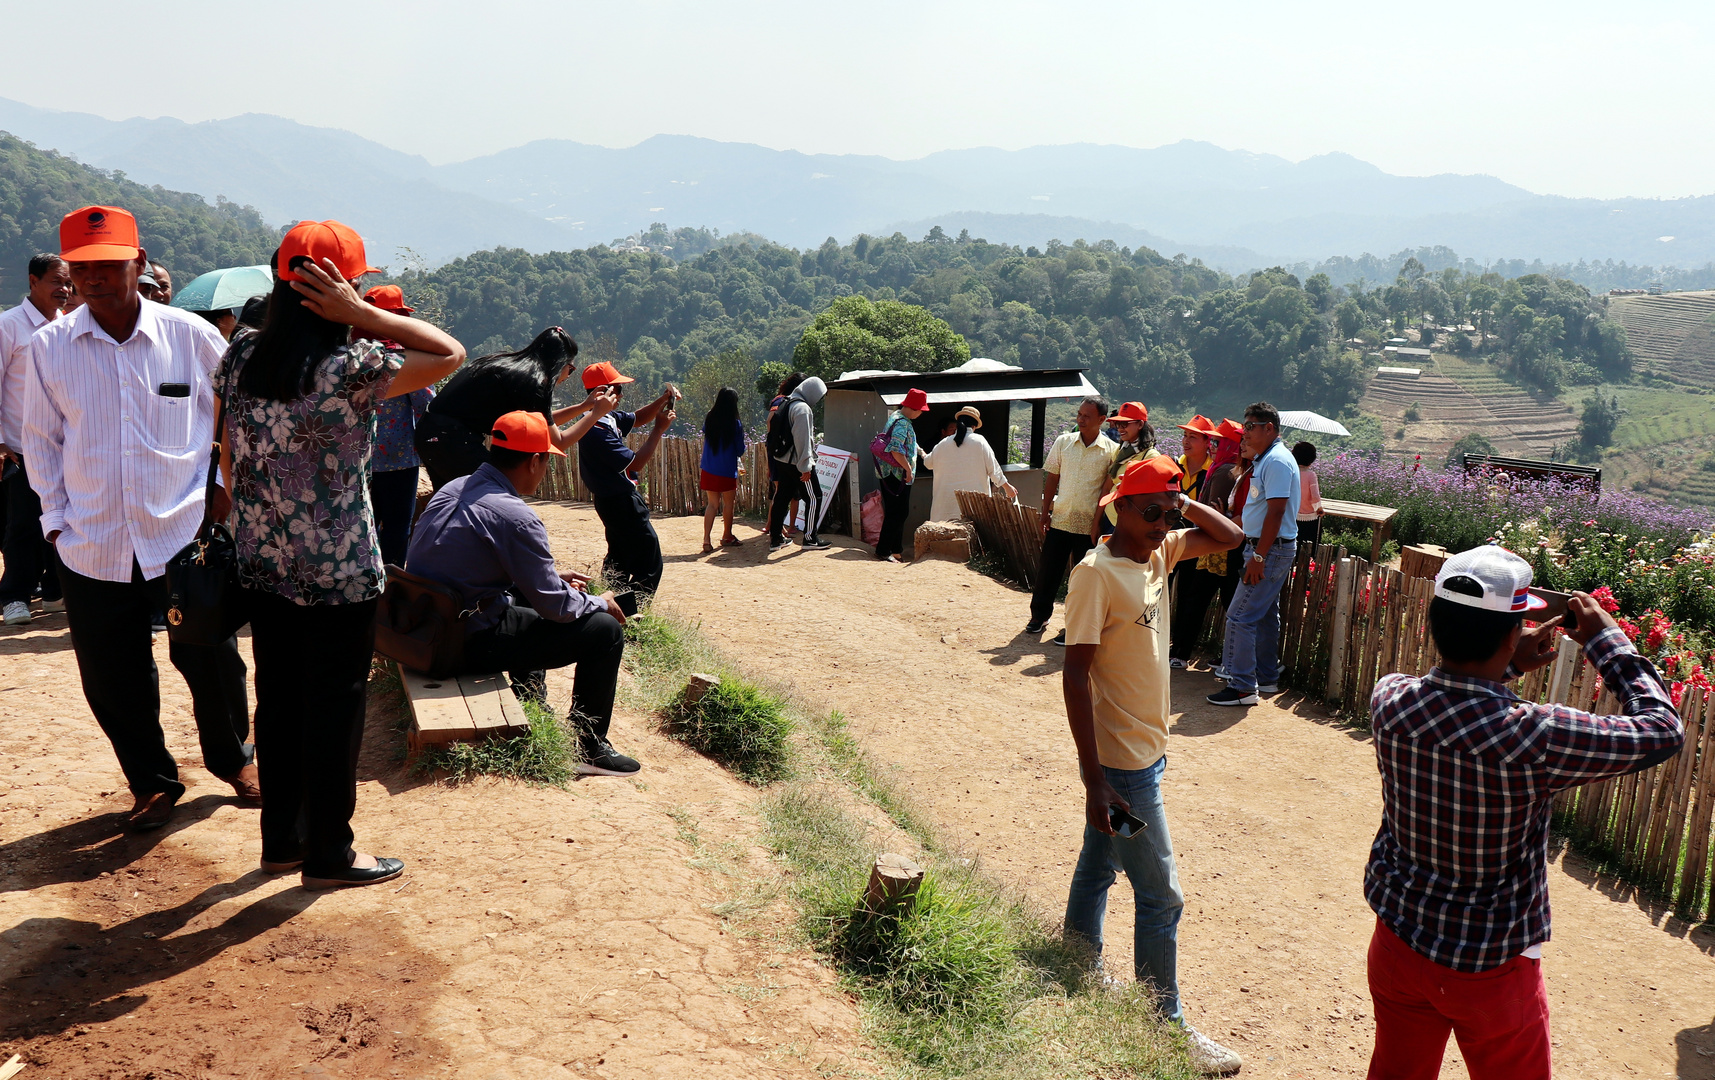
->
<box><xmin>5</xmin><ymin>0</ymin><xmax>1710</xmax><ymax>199</ymax></box>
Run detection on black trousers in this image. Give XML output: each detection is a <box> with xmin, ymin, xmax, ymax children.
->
<box><xmin>592</xmin><ymin>489</ymin><xmax>663</xmax><ymax>596</ymax></box>
<box><xmin>1030</xmin><ymin>527</ymin><xmax>1095</xmax><ymax>625</ymax></box>
<box><xmin>768</xmin><ymin>467</ymin><xmax>823</xmax><ymax>544</ymax></box>
<box><xmin>1169</xmin><ymin>555</ymin><xmax>1243</xmax><ymax>661</ymax></box>
<box><xmin>1296</xmin><ymin>518</ymin><xmax>1322</xmax><ymax>549</ymax></box>
<box><xmin>463</xmin><ymin>604</ymin><xmax>624</xmax><ymax>743</ymax></box>
<box><xmin>371</xmin><ymin>467</ymin><xmax>420</xmax><ymax>568</ymax></box>
<box><xmin>413</xmin><ymin>413</ymin><xmax>486</xmax><ymax>491</ymax></box>
<box><xmin>59</xmin><ymin>561</ymin><xmax>251</xmax><ymax>799</ymax></box>
<box><xmin>876</xmin><ymin>478</ymin><xmax>912</xmax><ymax>558</ymax></box>
<box><xmin>0</xmin><ymin>457</ymin><xmax>62</xmax><ymax>604</ymax></box>
<box><xmin>244</xmin><ymin>587</ymin><xmax>377</xmax><ymax>875</ymax></box>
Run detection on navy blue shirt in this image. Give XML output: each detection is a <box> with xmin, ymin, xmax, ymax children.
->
<box><xmin>579</xmin><ymin>411</ymin><xmax>638</xmax><ymax>499</ymax></box>
<box><xmin>406</xmin><ymin>463</ymin><xmax>605</xmax><ymax>634</ymax></box>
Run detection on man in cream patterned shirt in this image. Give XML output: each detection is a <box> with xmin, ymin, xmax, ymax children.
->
<box><xmin>1027</xmin><ymin>396</ymin><xmax>1116</xmax><ymax>642</ymax></box>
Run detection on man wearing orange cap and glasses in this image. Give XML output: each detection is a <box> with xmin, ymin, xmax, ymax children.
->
<box><xmin>1060</xmin><ymin>454</ymin><xmax>1245</xmax><ymax>1075</ymax></box>
<box><xmin>576</xmin><ymin>360</ymin><xmax>680</xmax><ymax>598</ymax></box>
<box><xmin>22</xmin><ymin>206</ymin><xmax>258</xmax><ymax>829</ymax></box>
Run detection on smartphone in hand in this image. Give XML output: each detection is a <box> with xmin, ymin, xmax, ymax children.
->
<box><xmin>1109</xmin><ymin>806</ymin><xmax>1149</xmax><ymax>839</ymax></box>
<box><xmin>614</xmin><ymin>591</ymin><xmax>639</xmax><ymax>618</ymax></box>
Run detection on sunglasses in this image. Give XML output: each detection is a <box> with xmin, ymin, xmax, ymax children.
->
<box><xmin>1124</xmin><ymin>500</ymin><xmax>1184</xmax><ymax>526</ymax></box>
<box><xmin>1243</xmin><ymin>420</ymin><xmax>1272</xmax><ymax>431</ymax></box>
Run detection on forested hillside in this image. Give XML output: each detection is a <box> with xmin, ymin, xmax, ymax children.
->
<box><xmin>0</xmin><ymin>133</ymin><xmax>279</xmax><ymax>300</ymax></box>
<box><xmin>403</xmin><ymin>230</ymin><xmax>1375</xmax><ymax>418</ymax></box>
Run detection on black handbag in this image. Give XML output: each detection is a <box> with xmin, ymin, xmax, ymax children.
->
<box><xmin>165</xmin><ymin>358</ymin><xmax>245</xmax><ymax>646</ymax></box>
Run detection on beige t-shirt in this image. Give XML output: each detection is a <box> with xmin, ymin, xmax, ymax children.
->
<box><xmin>1062</xmin><ymin>531</ymin><xmax>1188</xmax><ymax>771</ymax></box>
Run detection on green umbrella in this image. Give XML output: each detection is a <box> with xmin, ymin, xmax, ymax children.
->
<box><xmin>169</xmin><ymin>265</ymin><xmax>274</xmax><ymax>313</ymax></box>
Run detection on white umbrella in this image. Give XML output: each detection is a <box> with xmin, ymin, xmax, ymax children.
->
<box><xmin>1278</xmin><ymin>410</ymin><xmax>1350</xmax><ymax>437</ymax></box>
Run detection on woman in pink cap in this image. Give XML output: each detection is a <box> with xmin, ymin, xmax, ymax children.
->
<box><xmin>875</xmin><ymin>387</ymin><xmax>928</xmax><ymax>562</ymax></box>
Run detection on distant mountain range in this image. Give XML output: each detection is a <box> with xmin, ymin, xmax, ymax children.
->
<box><xmin>4</xmin><ymin>96</ymin><xmax>1713</xmax><ymax>272</ymax></box>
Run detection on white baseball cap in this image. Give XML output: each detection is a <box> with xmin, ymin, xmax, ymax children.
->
<box><xmin>1433</xmin><ymin>545</ymin><xmax>1548</xmax><ymax>613</ymax></box>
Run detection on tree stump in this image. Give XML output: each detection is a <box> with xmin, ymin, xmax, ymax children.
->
<box><xmin>914</xmin><ymin>520</ymin><xmax>973</xmax><ymax>562</ymax></box>
<box><xmin>863</xmin><ymin>853</ymin><xmax>925</xmax><ymax>915</ymax></box>
<box><xmin>683</xmin><ymin>673</ymin><xmax>721</xmax><ymax>709</ymax></box>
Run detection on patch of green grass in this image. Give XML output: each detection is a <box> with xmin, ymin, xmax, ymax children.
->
<box><xmin>665</xmin><ymin>679</ymin><xmax>794</xmax><ymax>785</ymax></box>
<box><xmin>624</xmin><ymin>607</ymin><xmax>796</xmax><ymax>784</ymax></box>
<box><xmin>414</xmin><ymin>698</ymin><xmax>580</xmax><ymax>786</ymax></box>
<box><xmin>630</xmin><ymin>607</ymin><xmax>1198</xmax><ymax>1078</ymax></box>
<box><xmin>760</xmin><ymin>785</ymin><xmax>1199</xmax><ymax>1080</ymax></box>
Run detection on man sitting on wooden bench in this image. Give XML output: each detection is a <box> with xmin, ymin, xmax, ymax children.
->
<box><xmin>406</xmin><ymin>410</ymin><xmax>639</xmax><ymax>776</ymax></box>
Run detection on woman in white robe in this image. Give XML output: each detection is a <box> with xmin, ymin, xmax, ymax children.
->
<box><xmin>923</xmin><ymin>406</ymin><xmax>1016</xmax><ymax>521</ymax></box>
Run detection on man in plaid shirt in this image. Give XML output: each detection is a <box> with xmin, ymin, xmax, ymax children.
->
<box><xmin>1365</xmin><ymin>546</ymin><xmax>1682</xmax><ymax>1079</ymax></box>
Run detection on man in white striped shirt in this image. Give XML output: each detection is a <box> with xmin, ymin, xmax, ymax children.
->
<box><xmin>0</xmin><ymin>253</ymin><xmax>71</xmax><ymax>624</ymax></box>
<box><xmin>23</xmin><ymin>205</ymin><xmax>257</xmax><ymax>831</ymax></box>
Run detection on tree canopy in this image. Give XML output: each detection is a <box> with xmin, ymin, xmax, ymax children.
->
<box><xmin>791</xmin><ymin>294</ymin><xmax>969</xmax><ymax>383</ymax></box>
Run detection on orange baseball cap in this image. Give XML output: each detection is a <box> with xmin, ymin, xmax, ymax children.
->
<box><xmin>1176</xmin><ymin>414</ymin><xmax>1219</xmax><ymax>437</ymax></box>
<box><xmin>490</xmin><ymin>410</ymin><xmax>565</xmax><ymax>457</ymax></box>
<box><xmin>61</xmin><ymin>205</ymin><xmax>142</xmax><ymax>261</ymax></box>
<box><xmin>1107</xmin><ymin>401</ymin><xmax>1148</xmax><ymax>423</ymax></box>
<box><xmin>581</xmin><ymin>360</ymin><xmax>635</xmax><ymax>390</ymax></box>
<box><xmin>1099</xmin><ymin>455</ymin><xmax>1183</xmax><ymax>505</ymax></box>
<box><xmin>363</xmin><ymin>284</ymin><xmax>414</xmax><ymax>313</ymax></box>
<box><xmin>278</xmin><ymin>220</ymin><xmax>381</xmax><ymax>282</ymax></box>
<box><xmin>1214</xmin><ymin>418</ymin><xmax>1245</xmax><ymax>443</ymax></box>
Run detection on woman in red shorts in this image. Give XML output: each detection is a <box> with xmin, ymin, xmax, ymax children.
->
<box><xmin>699</xmin><ymin>387</ymin><xmax>747</xmax><ymax>553</ymax></box>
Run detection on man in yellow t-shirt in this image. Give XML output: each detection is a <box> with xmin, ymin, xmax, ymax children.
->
<box><xmin>1061</xmin><ymin>454</ymin><xmax>1246</xmax><ymax>1076</ymax></box>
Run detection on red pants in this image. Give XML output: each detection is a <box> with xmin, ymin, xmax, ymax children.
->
<box><xmin>1366</xmin><ymin>919</ymin><xmax>1551</xmax><ymax>1080</ymax></box>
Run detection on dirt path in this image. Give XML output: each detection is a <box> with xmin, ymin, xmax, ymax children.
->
<box><xmin>0</xmin><ymin>609</ymin><xmax>864</xmax><ymax>1077</ymax></box>
<box><xmin>532</xmin><ymin>506</ymin><xmax>1715</xmax><ymax>1080</ymax></box>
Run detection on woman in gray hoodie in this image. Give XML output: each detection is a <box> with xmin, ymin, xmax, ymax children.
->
<box><xmin>767</xmin><ymin>376</ymin><xmax>829</xmax><ymax>551</ymax></box>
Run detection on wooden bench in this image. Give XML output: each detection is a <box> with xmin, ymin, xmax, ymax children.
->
<box><xmin>400</xmin><ymin>667</ymin><xmax>531</xmax><ymax>755</ymax></box>
<box><xmin>1319</xmin><ymin>498</ymin><xmax>1400</xmax><ymax>564</ymax></box>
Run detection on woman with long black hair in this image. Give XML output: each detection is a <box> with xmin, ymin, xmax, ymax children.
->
<box><xmin>923</xmin><ymin>405</ymin><xmax>1015</xmax><ymax>521</ymax></box>
<box><xmin>414</xmin><ymin>326</ymin><xmax>603</xmax><ymax>489</ymax></box>
<box><xmin>698</xmin><ymin>386</ymin><xmax>747</xmax><ymax>553</ymax></box>
<box><xmin>221</xmin><ymin>220</ymin><xmax>465</xmax><ymax>889</ymax></box>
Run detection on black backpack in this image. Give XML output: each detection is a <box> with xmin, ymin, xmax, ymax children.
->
<box><xmin>766</xmin><ymin>401</ymin><xmax>797</xmax><ymax>460</ymax></box>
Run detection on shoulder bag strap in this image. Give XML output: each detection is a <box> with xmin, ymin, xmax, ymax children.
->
<box><xmin>199</xmin><ymin>350</ymin><xmax>240</xmax><ymax>532</ymax></box>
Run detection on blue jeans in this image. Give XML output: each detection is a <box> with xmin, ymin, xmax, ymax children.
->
<box><xmin>1064</xmin><ymin>757</ymin><xmax>1184</xmax><ymax>1020</ymax></box>
<box><xmin>1221</xmin><ymin>540</ymin><xmax>1295</xmax><ymax>691</ymax></box>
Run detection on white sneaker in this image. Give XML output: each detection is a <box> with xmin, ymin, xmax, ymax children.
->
<box><xmin>1256</xmin><ymin>683</ymin><xmax>1279</xmax><ymax>694</ymax></box>
<box><xmin>1169</xmin><ymin>657</ymin><xmax>1187</xmax><ymax>669</ymax></box>
<box><xmin>1182</xmin><ymin>1023</ymin><xmax>1243</xmax><ymax>1076</ymax></box>
<box><xmin>2</xmin><ymin>600</ymin><xmax>30</xmax><ymax>626</ymax></box>
<box><xmin>1210</xmin><ymin>665</ymin><xmax>1230</xmax><ymax>680</ymax></box>
<box><xmin>39</xmin><ymin>598</ymin><xmax>66</xmax><ymax>613</ymax></box>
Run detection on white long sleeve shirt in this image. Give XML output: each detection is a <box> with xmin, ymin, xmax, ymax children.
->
<box><xmin>0</xmin><ymin>297</ymin><xmax>54</xmax><ymax>450</ymax></box>
<box><xmin>23</xmin><ymin>301</ymin><xmax>226</xmax><ymax>582</ymax></box>
<box><xmin>923</xmin><ymin>432</ymin><xmax>1010</xmax><ymax>522</ymax></box>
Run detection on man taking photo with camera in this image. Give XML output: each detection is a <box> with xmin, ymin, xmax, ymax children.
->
<box><xmin>1364</xmin><ymin>546</ymin><xmax>1684</xmax><ymax>1079</ymax></box>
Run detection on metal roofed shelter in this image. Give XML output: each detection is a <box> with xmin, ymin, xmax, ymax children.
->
<box><xmin>822</xmin><ymin>360</ymin><xmax>1100</xmax><ymax>543</ymax></box>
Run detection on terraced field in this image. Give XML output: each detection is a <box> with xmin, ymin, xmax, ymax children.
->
<box><xmin>1358</xmin><ymin>356</ymin><xmax>1578</xmax><ymax>462</ymax></box>
<box><xmin>1608</xmin><ymin>290</ymin><xmax>1715</xmax><ymax>386</ymax></box>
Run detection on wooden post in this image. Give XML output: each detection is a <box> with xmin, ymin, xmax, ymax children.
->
<box><xmin>1029</xmin><ymin>400</ymin><xmax>1046</xmax><ymax>468</ymax></box>
<box><xmin>682</xmin><ymin>672</ymin><xmax>721</xmax><ymax>709</ymax></box>
<box><xmin>864</xmin><ymin>853</ymin><xmax>925</xmax><ymax>915</ymax></box>
<box><xmin>1546</xmin><ymin>636</ymin><xmax>1580</xmax><ymax>704</ymax></box>
<box><xmin>848</xmin><ymin>453</ymin><xmax>863</xmax><ymax>541</ymax></box>
<box><xmin>1326</xmin><ymin>558</ymin><xmax>1355</xmax><ymax>700</ymax></box>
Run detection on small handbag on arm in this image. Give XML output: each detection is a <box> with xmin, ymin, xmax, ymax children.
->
<box><xmin>164</xmin><ymin>358</ymin><xmax>245</xmax><ymax>645</ymax></box>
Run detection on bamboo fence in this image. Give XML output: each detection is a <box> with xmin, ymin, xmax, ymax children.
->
<box><xmin>955</xmin><ymin>490</ymin><xmax>1044</xmax><ymax>588</ymax></box>
<box><xmin>534</xmin><ymin>435</ymin><xmax>775</xmax><ymax>518</ymax></box>
<box><xmin>1271</xmin><ymin>547</ymin><xmax>1715</xmax><ymax>920</ymax></box>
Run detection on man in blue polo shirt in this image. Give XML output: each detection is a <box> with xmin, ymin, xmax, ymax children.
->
<box><xmin>576</xmin><ymin>361</ymin><xmax>678</xmax><ymax>598</ymax></box>
<box><xmin>1208</xmin><ymin>401</ymin><xmax>1299</xmax><ymax>707</ymax></box>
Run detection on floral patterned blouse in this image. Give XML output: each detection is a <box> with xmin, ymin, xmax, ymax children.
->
<box><xmin>223</xmin><ymin>337</ymin><xmax>400</xmax><ymax>606</ymax></box>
